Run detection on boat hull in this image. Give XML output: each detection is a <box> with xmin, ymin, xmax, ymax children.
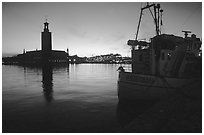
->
<box><xmin>117</xmin><ymin>72</ymin><xmax>201</xmax><ymax>101</ymax></box>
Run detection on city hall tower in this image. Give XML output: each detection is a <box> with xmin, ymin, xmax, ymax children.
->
<box><xmin>41</xmin><ymin>20</ymin><xmax>52</xmax><ymax>60</ymax></box>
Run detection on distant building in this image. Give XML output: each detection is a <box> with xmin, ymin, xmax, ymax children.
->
<box><xmin>84</xmin><ymin>53</ymin><xmax>131</xmax><ymax>63</ymax></box>
<box><xmin>3</xmin><ymin>21</ymin><xmax>69</xmax><ymax>65</ymax></box>
<box><xmin>69</xmin><ymin>55</ymin><xmax>86</xmax><ymax>64</ymax></box>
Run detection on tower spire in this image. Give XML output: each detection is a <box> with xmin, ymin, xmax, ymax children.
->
<box><xmin>44</xmin><ymin>18</ymin><xmax>49</xmax><ymax>31</ymax></box>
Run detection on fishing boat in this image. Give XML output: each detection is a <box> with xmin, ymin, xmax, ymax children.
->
<box><xmin>117</xmin><ymin>3</ymin><xmax>202</xmax><ymax>101</ymax></box>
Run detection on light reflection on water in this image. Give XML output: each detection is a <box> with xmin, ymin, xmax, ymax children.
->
<box><xmin>3</xmin><ymin>64</ymin><xmax>135</xmax><ymax>132</ymax></box>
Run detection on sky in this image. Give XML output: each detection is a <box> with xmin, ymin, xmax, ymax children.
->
<box><xmin>2</xmin><ymin>2</ymin><xmax>202</xmax><ymax>57</ymax></box>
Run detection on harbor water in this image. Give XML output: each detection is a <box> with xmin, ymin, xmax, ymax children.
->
<box><xmin>2</xmin><ymin>64</ymin><xmax>137</xmax><ymax>133</ymax></box>
<box><xmin>3</xmin><ymin>64</ymin><xmax>201</xmax><ymax>133</ymax></box>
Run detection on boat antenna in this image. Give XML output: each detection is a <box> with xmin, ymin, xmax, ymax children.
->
<box><xmin>160</xmin><ymin>9</ymin><xmax>163</xmax><ymax>34</ymax></box>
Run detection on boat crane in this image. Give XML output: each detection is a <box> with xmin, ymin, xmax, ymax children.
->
<box><xmin>130</xmin><ymin>3</ymin><xmax>164</xmax><ymax>50</ymax></box>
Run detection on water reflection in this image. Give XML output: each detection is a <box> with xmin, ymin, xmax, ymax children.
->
<box><xmin>42</xmin><ymin>64</ymin><xmax>53</xmax><ymax>102</ymax></box>
<box><xmin>41</xmin><ymin>63</ymin><xmax>70</xmax><ymax>102</ymax></box>
<box><xmin>3</xmin><ymin>64</ymin><xmax>122</xmax><ymax>132</ymax></box>
<box><xmin>22</xmin><ymin>63</ymin><xmax>70</xmax><ymax>103</ymax></box>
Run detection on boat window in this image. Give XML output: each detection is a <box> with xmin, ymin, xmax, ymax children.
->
<box><xmin>139</xmin><ymin>54</ymin><xmax>143</xmax><ymax>61</ymax></box>
<box><xmin>189</xmin><ymin>44</ymin><xmax>192</xmax><ymax>50</ymax></box>
<box><xmin>187</xmin><ymin>45</ymin><xmax>190</xmax><ymax>51</ymax></box>
<box><xmin>168</xmin><ymin>53</ymin><xmax>171</xmax><ymax>60</ymax></box>
<box><xmin>194</xmin><ymin>44</ymin><xmax>197</xmax><ymax>50</ymax></box>
<box><xmin>198</xmin><ymin>44</ymin><xmax>200</xmax><ymax>50</ymax></box>
<box><xmin>161</xmin><ymin>52</ymin><xmax>165</xmax><ymax>60</ymax></box>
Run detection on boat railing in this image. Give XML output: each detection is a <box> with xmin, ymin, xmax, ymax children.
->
<box><xmin>119</xmin><ymin>64</ymin><xmax>132</xmax><ymax>72</ymax></box>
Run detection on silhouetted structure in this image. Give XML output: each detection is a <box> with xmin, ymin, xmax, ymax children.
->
<box><xmin>3</xmin><ymin>20</ymin><xmax>68</xmax><ymax>65</ymax></box>
<box><xmin>42</xmin><ymin>20</ymin><xmax>52</xmax><ymax>62</ymax></box>
<box><xmin>118</xmin><ymin>3</ymin><xmax>202</xmax><ymax>101</ymax></box>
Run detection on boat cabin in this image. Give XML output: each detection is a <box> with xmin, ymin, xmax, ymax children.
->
<box><xmin>130</xmin><ymin>33</ymin><xmax>201</xmax><ymax>78</ymax></box>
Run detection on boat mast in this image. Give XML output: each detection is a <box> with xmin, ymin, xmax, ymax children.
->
<box><xmin>128</xmin><ymin>3</ymin><xmax>163</xmax><ymax>50</ymax></box>
<box><xmin>135</xmin><ymin>3</ymin><xmax>163</xmax><ymax>42</ymax></box>
<box><xmin>154</xmin><ymin>4</ymin><xmax>159</xmax><ymax>36</ymax></box>
<box><xmin>135</xmin><ymin>8</ymin><xmax>143</xmax><ymax>41</ymax></box>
